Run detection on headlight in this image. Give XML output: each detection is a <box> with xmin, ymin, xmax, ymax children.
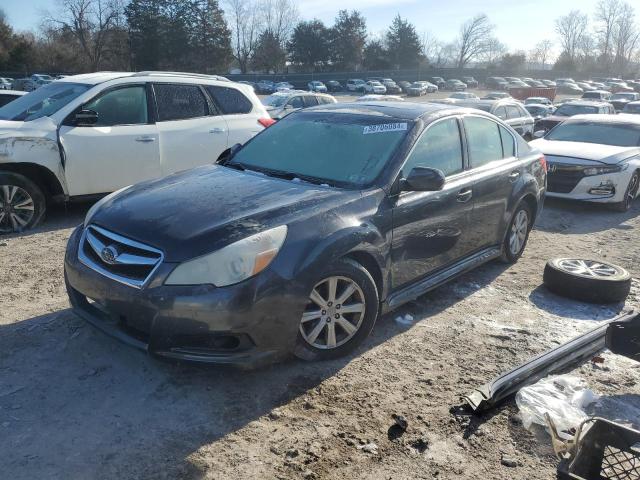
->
<box><xmin>165</xmin><ymin>225</ymin><xmax>288</xmax><ymax>287</ymax></box>
<box><xmin>84</xmin><ymin>185</ymin><xmax>131</xmax><ymax>227</ymax></box>
<box><xmin>583</xmin><ymin>164</ymin><xmax>626</xmax><ymax>176</ymax></box>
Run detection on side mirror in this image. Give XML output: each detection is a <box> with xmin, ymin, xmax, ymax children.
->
<box><xmin>75</xmin><ymin>109</ymin><xmax>98</xmax><ymax>126</ymax></box>
<box><xmin>229</xmin><ymin>143</ymin><xmax>242</xmax><ymax>158</ymax></box>
<box><xmin>401</xmin><ymin>167</ymin><xmax>446</xmax><ymax>192</ymax></box>
<box><xmin>533</xmin><ymin>130</ymin><xmax>546</xmax><ymax>139</ymax></box>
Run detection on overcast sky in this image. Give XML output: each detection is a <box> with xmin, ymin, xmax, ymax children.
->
<box><xmin>3</xmin><ymin>0</ymin><xmax>602</xmax><ymax>52</ymax></box>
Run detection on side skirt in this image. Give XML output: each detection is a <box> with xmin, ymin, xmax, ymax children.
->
<box><xmin>384</xmin><ymin>246</ymin><xmax>502</xmax><ymax>312</ymax></box>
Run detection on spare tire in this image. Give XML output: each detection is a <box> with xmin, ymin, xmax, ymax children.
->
<box><xmin>543</xmin><ymin>258</ymin><xmax>631</xmax><ymax>304</ymax></box>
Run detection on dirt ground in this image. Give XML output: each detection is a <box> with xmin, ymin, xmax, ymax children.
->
<box><xmin>2</xmin><ymin>91</ymin><xmax>639</xmax><ymax>480</ymax></box>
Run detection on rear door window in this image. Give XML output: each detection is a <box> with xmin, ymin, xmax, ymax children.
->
<box><xmin>287</xmin><ymin>96</ymin><xmax>304</xmax><ymax>109</ymax></box>
<box><xmin>303</xmin><ymin>96</ymin><xmax>319</xmax><ymax>107</ymax></box>
<box><xmin>464</xmin><ymin>116</ymin><xmax>504</xmax><ymax>168</ymax></box>
<box><xmin>154</xmin><ymin>84</ymin><xmax>208</xmax><ymax>121</ymax></box>
<box><xmin>499</xmin><ymin>126</ymin><xmax>515</xmax><ymax>158</ymax></box>
<box><xmin>506</xmin><ymin>105</ymin><xmax>522</xmax><ymax>119</ymax></box>
<box><xmin>205</xmin><ymin>85</ymin><xmax>253</xmax><ymax>114</ymax></box>
<box><xmin>494</xmin><ymin>106</ymin><xmax>507</xmax><ymax>120</ymax></box>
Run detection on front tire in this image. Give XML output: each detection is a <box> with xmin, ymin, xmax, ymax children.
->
<box><xmin>294</xmin><ymin>258</ymin><xmax>379</xmax><ymax>361</ymax></box>
<box><xmin>612</xmin><ymin>171</ymin><xmax>639</xmax><ymax>212</ymax></box>
<box><xmin>501</xmin><ymin>202</ymin><xmax>532</xmax><ymax>263</ymax></box>
<box><xmin>0</xmin><ymin>172</ymin><xmax>46</xmax><ymax>234</ymax></box>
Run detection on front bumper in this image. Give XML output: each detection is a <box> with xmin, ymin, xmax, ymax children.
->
<box><xmin>64</xmin><ymin>226</ymin><xmax>307</xmax><ymax>366</ymax></box>
<box><xmin>547</xmin><ymin>170</ymin><xmax>630</xmax><ymax>203</ymax></box>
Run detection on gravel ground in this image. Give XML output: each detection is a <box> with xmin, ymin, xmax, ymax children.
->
<box><xmin>2</xmin><ymin>90</ymin><xmax>639</xmax><ymax>480</ymax></box>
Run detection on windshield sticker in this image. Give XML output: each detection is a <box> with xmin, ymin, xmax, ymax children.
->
<box><xmin>363</xmin><ymin>123</ymin><xmax>408</xmax><ymax>135</ymax></box>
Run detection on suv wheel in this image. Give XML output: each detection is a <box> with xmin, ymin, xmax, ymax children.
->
<box><xmin>543</xmin><ymin>258</ymin><xmax>631</xmax><ymax>303</ymax></box>
<box><xmin>294</xmin><ymin>258</ymin><xmax>379</xmax><ymax>361</ymax></box>
<box><xmin>501</xmin><ymin>202</ymin><xmax>532</xmax><ymax>263</ymax></box>
<box><xmin>613</xmin><ymin>171</ymin><xmax>639</xmax><ymax>212</ymax></box>
<box><xmin>0</xmin><ymin>172</ymin><xmax>46</xmax><ymax>233</ymax></box>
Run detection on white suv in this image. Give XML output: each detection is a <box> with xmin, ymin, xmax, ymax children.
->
<box><xmin>0</xmin><ymin>71</ymin><xmax>271</xmax><ymax>233</ymax></box>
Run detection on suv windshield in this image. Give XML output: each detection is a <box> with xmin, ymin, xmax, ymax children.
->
<box><xmin>0</xmin><ymin>82</ymin><xmax>90</xmax><ymax>121</ymax></box>
<box><xmin>546</xmin><ymin>121</ymin><xmax>640</xmax><ymax>147</ymax></box>
<box><xmin>228</xmin><ymin>113</ymin><xmax>411</xmax><ymax>187</ymax></box>
<box><xmin>555</xmin><ymin>104</ymin><xmax>599</xmax><ymax>117</ymax></box>
<box><xmin>611</xmin><ymin>93</ymin><xmax>635</xmax><ymax>100</ymax></box>
<box><xmin>624</xmin><ymin>104</ymin><xmax>640</xmax><ymax>113</ymax></box>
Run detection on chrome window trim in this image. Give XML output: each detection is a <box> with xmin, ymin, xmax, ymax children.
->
<box><xmin>78</xmin><ymin>225</ymin><xmax>164</xmax><ymax>289</ymax></box>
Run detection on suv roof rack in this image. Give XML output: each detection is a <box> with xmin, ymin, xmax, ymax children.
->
<box><xmin>133</xmin><ymin>71</ymin><xmax>230</xmax><ymax>82</ymax></box>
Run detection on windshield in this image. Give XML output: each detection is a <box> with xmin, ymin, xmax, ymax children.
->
<box><xmin>263</xmin><ymin>94</ymin><xmax>288</xmax><ymax>107</ymax></box>
<box><xmin>555</xmin><ymin>104</ymin><xmax>598</xmax><ymax>117</ymax></box>
<box><xmin>526</xmin><ymin>106</ymin><xmax>546</xmax><ymax>115</ymax></box>
<box><xmin>624</xmin><ymin>104</ymin><xmax>640</xmax><ymax>113</ymax></box>
<box><xmin>546</xmin><ymin>121</ymin><xmax>640</xmax><ymax>147</ymax></box>
<box><xmin>228</xmin><ymin>113</ymin><xmax>411</xmax><ymax>187</ymax></box>
<box><xmin>0</xmin><ymin>82</ymin><xmax>90</xmax><ymax>121</ymax></box>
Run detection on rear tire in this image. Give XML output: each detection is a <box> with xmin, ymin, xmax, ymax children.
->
<box><xmin>543</xmin><ymin>258</ymin><xmax>631</xmax><ymax>303</ymax></box>
<box><xmin>612</xmin><ymin>171</ymin><xmax>639</xmax><ymax>212</ymax></box>
<box><xmin>294</xmin><ymin>258</ymin><xmax>379</xmax><ymax>361</ymax></box>
<box><xmin>500</xmin><ymin>202</ymin><xmax>533</xmax><ymax>263</ymax></box>
<box><xmin>0</xmin><ymin>172</ymin><xmax>46</xmax><ymax>234</ymax></box>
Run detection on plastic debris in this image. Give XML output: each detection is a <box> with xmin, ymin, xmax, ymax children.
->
<box><xmin>395</xmin><ymin>314</ymin><xmax>415</xmax><ymax>326</ymax></box>
<box><xmin>516</xmin><ymin>375</ymin><xmax>599</xmax><ymax>438</ymax></box>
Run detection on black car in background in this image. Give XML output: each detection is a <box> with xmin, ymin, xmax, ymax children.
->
<box><xmin>65</xmin><ymin>102</ymin><xmax>546</xmax><ymax>366</ymax></box>
<box><xmin>430</xmin><ymin>76</ymin><xmax>446</xmax><ymax>89</ymax></box>
<box><xmin>486</xmin><ymin>76</ymin><xmax>509</xmax><ymax>90</ymax></box>
<box><xmin>462</xmin><ymin>76</ymin><xmax>479</xmax><ymax>88</ymax></box>
<box><xmin>326</xmin><ymin>80</ymin><xmax>343</xmax><ymax>92</ymax></box>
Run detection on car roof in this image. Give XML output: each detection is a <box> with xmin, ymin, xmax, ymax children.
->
<box><xmin>563</xmin><ymin>114</ymin><xmax>640</xmax><ymax>125</ymax></box>
<box><xmin>57</xmin><ymin>71</ymin><xmax>230</xmax><ymax>86</ymax></box>
<box><xmin>558</xmin><ymin>100</ymin><xmax>611</xmax><ymax>107</ymax></box>
<box><xmin>448</xmin><ymin>99</ymin><xmax>520</xmax><ymax>108</ymax></box>
<box><xmin>306</xmin><ymin>101</ymin><xmax>471</xmax><ymax>120</ymax></box>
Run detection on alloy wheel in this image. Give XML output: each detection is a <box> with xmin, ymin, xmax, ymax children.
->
<box><xmin>557</xmin><ymin>259</ymin><xmax>620</xmax><ymax>278</ymax></box>
<box><xmin>625</xmin><ymin>174</ymin><xmax>639</xmax><ymax>210</ymax></box>
<box><xmin>0</xmin><ymin>184</ymin><xmax>35</xmax><ymax>233</ymax></box>
<box><xmin>508</xmin><ymin>209</ymin><xmax>529</xmax><ymax>255</ymax></box>
<box><xmin>299</xmin><ymin>276</ymin><xmax>366</xmax><ymax>350</ymax></box>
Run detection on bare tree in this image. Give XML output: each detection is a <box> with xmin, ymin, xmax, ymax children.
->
<box><xmin>612</xmin><ymin>2</ymin><xmax>640</xmax><ymax>75</ymax></box>
<box><xmin>454</xmin><ymin>14</ymin><xmax>494</xmax><ymax>69</ymax></box>
<box><xmin>555</xmin><ymin>10</ymin><xmax>589</xmax><ymax>63</ymax></box>
<box><xmin>594</xmin><ymin>0</ymin><xmax>623</xmax><ymax>65</ymax></box>
<box><xmin>225</xmin><ymin>0</ymin><xmax>263</xmax><ymax>73</ymax></box>
<box><xmin>46</xmin><ymin>0</ymin><xmax>122</xmax><ymax>71</ymax></box>
<box><xmin>532</xmin><ymin>39</ymin><xmax>554</xmax><ymax>69</ymax></box>
<box><xmin>260</xmin><ymin>0</ymin><xmax>298</xmax><ymax>46</ymax></box>
<box><xmin>480</xmin><ymin>37</ymin><xmax>506</xmax><ymax>66</ymax></box>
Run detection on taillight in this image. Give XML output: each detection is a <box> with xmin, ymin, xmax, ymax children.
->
<box><xmin>258</xmin><ymin>118</ymin><xmax>276</xmax><ymax>128</ymax></box>
<box><xmin>540</xmin><ymin>155</ymin><xmax>547</xmax><ymax>172</ymax></box>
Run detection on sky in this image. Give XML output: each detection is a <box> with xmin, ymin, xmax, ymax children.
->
<box><xmin>2</xmin><ymin>0</ymin><xmax>603</xmax><ymax>52</ymax></box>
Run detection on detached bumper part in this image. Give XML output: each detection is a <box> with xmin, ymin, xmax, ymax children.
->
<box><xmin>464</xmin><ymin>311</ymin><xmax>638</xmax><ymax>412</ymax></box>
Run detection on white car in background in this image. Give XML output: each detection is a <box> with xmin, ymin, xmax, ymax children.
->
<box><xmin>0</xmin><ymin>71</ymin><xmax>272</xmax><ymax>233</ymax></box>
<box><xmin>275</xmin><ymin>82</ymin><xmax>294</xmax><ymax>92</ymax></box>
<box><xmin>363</xmin><ymin>81</ymin><xmax>386</xmax><ymax>94</ymax></box>
<box><xmin>0</xmin><ymin>90</ymin><xmax>26</xmax><ymax>107</ymax></box>
<box><xmin>530</xmin><ymin>115</ymin><xmax>640</xmax><ymax>212</ymax></box>
<box><xmin>356</xmin><ymin>94</ymin><xmax>403</xmax><ymax>102</ymax></box>
<box><xmin>262</xmin><ymin>90</ymin><xmax>336</xmax><ymax>120</ymax></box>
<box><xmin>346</xmin><ymin>79</ymin><xmax>366</xmax><ymax>92</ymax></box>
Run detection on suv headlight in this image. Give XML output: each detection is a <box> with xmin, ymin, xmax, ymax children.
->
<box><xmin>165</xmin><ymin>225</ymin><xmax>288</xmax><ymax>287</ymax></box>
<box><xmin>84</xmin><ymin>185</ymin><xmax>131</xmax><ymax>227</ymax></box>
<box><xmin>583</xmin><ymin>164</ymin><xmax>626</xmax><ymax>176</ymax></box>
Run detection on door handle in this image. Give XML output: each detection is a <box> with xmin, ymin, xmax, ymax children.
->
<box><xmin>135</xmin><ymin>136</ymin><xmax>155</xmax><ymax>143</ymax></box>
<box><xmin>508</xmin><ymin>171</ymin><xmax>521</xmax><ymax>182</ymax></box>
<box><xmin>209</xmin><ymin>128</ymin><xmax>226</xmax><ymax>134</ymax></box>
<box><xmin>457</xmin><ymin>188</ymin><xmax>473</xmax><ymax>203</ymax></box>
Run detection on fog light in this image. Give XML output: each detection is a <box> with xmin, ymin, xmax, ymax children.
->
<box><xmin>588</xmin><ymin>181</ymin><xmax>615</xmax><ymax>196</ymax></box>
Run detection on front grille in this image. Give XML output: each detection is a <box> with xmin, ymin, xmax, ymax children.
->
<box><xmin>547</xmin><ymin>162</ymin><xmax>586</xmax><ymax>193</ymax></box>
<box><xmin>79</xmin><ymin>225</ymin><xmax>163</xmax><ymax>289</ymax></box>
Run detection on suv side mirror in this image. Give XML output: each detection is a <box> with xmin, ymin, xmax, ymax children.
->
<box><xmin>75</xmin><ymin>109</ymin><xmax>98</xmax><ymax>126</ymax></box>
<box><xmin>401</xmin><ymin>167</ymin><xmax>446</xmax><ymax>192</ymax></box>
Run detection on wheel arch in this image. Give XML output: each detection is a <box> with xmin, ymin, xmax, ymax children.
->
<box><xmin>343</xmin><ymin>250</ymin><xmax>385</xmax><ymax>302</ymax></box>
<box><xmin>0</xmin><ymin>163</ymin><xmax>65</xmax><ymax>201</ymax></box>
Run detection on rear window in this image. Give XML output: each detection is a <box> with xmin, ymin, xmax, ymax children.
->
<box><xmin>205</xmin><ymin>85</ymin><xmax>253</xmax><ymax>114</ymax></box>
<box><xmin>555</xmin><ymin>104</ymin><xmax>599</xmax><ymax>116</ymax></box>
<box><xmin>154</xmin><ymin>84</ymin><xmax>208</xmax><ymax>121</ymax></box>
<box><xmin>546</xmin><ymin>121</ymin><xmax>640</xmax><ymax>147</ymax></box>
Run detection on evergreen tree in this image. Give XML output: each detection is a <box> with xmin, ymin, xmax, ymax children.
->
<box><xmin>329</xmin><ymin>10</ymin><xmax>367</xmax><ymax>70</ymax></box>
<box><xmin>363</xmin><ymin>40</ymin><xmax>390</xmax><ymax>70</ymax></box>
<box><xmin>386</xmin><ymin>15</ymin><xmax>423</xmax><ymax>69</ymax></box>
<box><xmin>288</xmin><ymin>20</ymin><xmax>330</xmax><ymax>71</ymax></box>
<box><xmin>252</xmin><ymin>29</ymin><xmax>286</xmax><ymax>73</ymax></box>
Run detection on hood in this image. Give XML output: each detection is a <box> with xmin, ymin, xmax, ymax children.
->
<box><xmin>0</xmin><ymin>116</ymin><xmax>57</xmax><ymax>137</ymax></box>
<box><xmin>530</xmin><ymin>138</ymin><xmax>640</xmax><ymax>164</ymax></box>
<box><xmin>91</xmin><ymin>165</ymin><xmax>354</xmax><ymax>262</ymax></box>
